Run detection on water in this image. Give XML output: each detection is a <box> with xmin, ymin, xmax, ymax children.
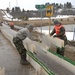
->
<box><xmin>36</xmin><ymin>24</ymin><xmax>75</xmax><ymax>41</ymax></box>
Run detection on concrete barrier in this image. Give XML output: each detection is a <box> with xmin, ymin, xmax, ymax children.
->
<box><xmin>0</xmin><ymin>67</ymin><xmax>5</xmax><ymax>75</ymax></box>
<box><xmin>1</xmin><ymin>24</ymin><xmax>55</xmax><ymax>75</ymax></box>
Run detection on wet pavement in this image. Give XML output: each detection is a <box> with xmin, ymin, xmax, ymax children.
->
<box><xmin>0</xmin><ymin>25</ymin><xmax>75</xmax><ymax>75</ymax></box>
<box><xmin>0</xmin><ymin>32</ymin><xmax>36</xmax><ymax>75</ymax></box>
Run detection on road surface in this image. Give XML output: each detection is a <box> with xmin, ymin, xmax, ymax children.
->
<box><xmin>0</xmin><ymin>32</ymin><xmax>36</xmax><ymax>75</ymax></box>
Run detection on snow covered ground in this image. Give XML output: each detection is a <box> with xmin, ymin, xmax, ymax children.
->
<box><xmin>29</xmin><ymin>15</ymin><xmax>75</xmax><ymax>20</ymax></box>
<box><xmin>66</xmin><ymin>32</ymin><xmax>74</xmax><ymax>41</ymax></box>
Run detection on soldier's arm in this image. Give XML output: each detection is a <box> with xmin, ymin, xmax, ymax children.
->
<box><xmin>50</xmin><ymin>28</ymin><xmax>55</xmax><ymax>36</ymax></box>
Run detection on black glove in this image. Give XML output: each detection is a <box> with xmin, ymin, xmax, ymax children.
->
<box><xmin>36</xmin><ymin>39</ymin><xmax>42</xmax><ymax>43</ymax></box>
<box><xmin>39</xmin><ymin>40</ymin><xmax>42</xmax><ymax>43</ymax></box>
<box><xmin>53</xmin><ymin>35</ymin><xmax>57</xmax><ymax>38</ymax></box>
<box><xmin>38</xmin><ymin>39</ymin><xmax>42</xmax><ymax>43</ymax></box>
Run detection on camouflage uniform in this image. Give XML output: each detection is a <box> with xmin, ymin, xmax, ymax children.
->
<box><xmin>13</xmin><ymin>37</ymin><xmax>26</xmax><ymax>61</ymax></box>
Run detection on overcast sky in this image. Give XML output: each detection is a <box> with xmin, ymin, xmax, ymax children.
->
<box><xmin>0</xmin><ymin>0</ymin><xmax>75</xmax><ymax>10</ymax></box>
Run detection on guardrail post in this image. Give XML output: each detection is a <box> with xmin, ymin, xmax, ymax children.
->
<box><xmin>73</xmin><ymin>28</ymin><xmax>75</xmax><ymax>41</ymax></box>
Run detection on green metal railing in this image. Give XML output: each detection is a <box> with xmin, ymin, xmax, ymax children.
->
<box><xmin>27</xmin><ymin>50</ymin><xmax>55</xmax><ymax>75</ymax></box>
<box><xmin>48</xmin><ymin>48</ymin><xmax>75</xmax><ymax>66</ymax></box>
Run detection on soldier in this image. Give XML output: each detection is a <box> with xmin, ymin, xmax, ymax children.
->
<box><xmin>13</xmin><ymin>25</ymin><xmax>41</xmax><ymax>65</ymax></box>
<box><xmin>9</xmin><ymin>21</ymin><xmax>14</xmax><ymax>29</ymax></box>
<box><xmin>50</xmin><ymin>20</ymin><xmax>67</xmax><ymax>56</ymax></box>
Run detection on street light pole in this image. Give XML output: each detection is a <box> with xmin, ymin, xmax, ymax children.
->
<box><xmin>41</xmin><ymin>9</ymin><xmax>42</xmax><ymax>33</ymax></box>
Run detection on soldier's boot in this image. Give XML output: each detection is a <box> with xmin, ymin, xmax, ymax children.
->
<box><xmin>56</xmin><ymin>48</ymin><xmax>60</xmax><ymax>54</ymax></box>
<box><xmin>20</xmin><ymin>54</ymin><xmax>29</xmax><ymax>65</ymax></box>
<box><xmin>56</xmin><ymin>48</ymin><xmax>64</xmax><ymax>56</ymax></box>
<box><xmin>60</xmin><ymin>50</ymin><xmax>64</xmax><ymax>56</ymax></box>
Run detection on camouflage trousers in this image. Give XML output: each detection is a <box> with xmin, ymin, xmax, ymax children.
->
<box><xmin>56</xmin><ymin>36</ymin><xmax>67</xmax><ymax>56</ymax></box>
<box><xmin>13</xmin><ymin>37</ymin><xmax>26</xmax><ymax>59</ymax></box>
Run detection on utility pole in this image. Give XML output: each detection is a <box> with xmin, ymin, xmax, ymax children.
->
<box><xmin>9</xmin><ymin>2</ymin><xmax>11</xmax><ymax>10</ymax></box>
<box><xmin>73</xmin><ymin>28</ymin><xmax>75</xmax><ymax>41</ymax></box>
<box><xmin>16</xmin><ymin>0</ymin><xmax>18</xmax><ymax>6</ymax></box>
<box><xmin>35</xmin><ymin>4</ymin><xmax>45</xmax><ymax>33</ymax></box>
